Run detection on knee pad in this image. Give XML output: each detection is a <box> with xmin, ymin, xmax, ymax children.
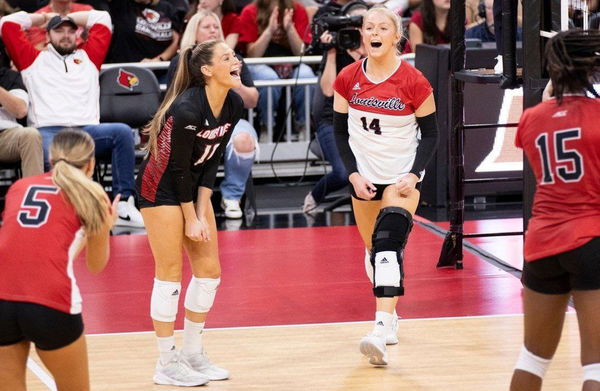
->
<box><xmin>370</xmin><ymin>207</ymin><xmax>413</xmax><ymax>298</ymax></box>
<box><xmin>184</xmin><ymin>277</ymin><xmax>220</xmax><ymax>313</ymax></box>
<box><xmin>514</xmin><ymin>346</ymin><xmax>552</xmax><ymax>379</ymax></box>
<box><xmin>151</xmin><ymin>279</ymin><xmax>181</xmax><ymax>322</ymax></box>
<box><xmin>583</xmin><ymin>363</ymin><xmax>600</xmax><ymax>383</ymax></box>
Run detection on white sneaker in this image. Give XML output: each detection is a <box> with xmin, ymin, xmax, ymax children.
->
<box><xmin>181</xmin><ymin>351</ymin><xmax>230</xmax><ymax>381</ymax></box>
<box><xmin>385</xmin><ymin>315</ymin><xmax>399</xmax><ymax>345</ymax></box>
<box><xmin>153</xmin><ymin>355</ymin><xmax>210</xmax><ymax>387</ymax></box>
<box><xmin>359</xmin><ymin>333</ymin><xmax>388</xmax><ymax>366</ymax></box>
<box><xmin>221</xmin><ymin>198</ymin><xmax>243</xmax><ymax>219</ymax></box>
<box><xmin>302</xmin><ymin>192</ymin><xmax>317</xmax><ymax>214</ymax></box>
<box><xmin>116</xmin><ymin>195</ymin><xmax>144</xmax><ymax>228</ymax></box>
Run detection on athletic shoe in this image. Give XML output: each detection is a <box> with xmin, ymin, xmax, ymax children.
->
<box><xmin>153</xmin><ymin>355</ymin><xmax>210</xmax><ymax>387</ymax></box>
<box><xmin>359</xmin><ymin>333</ymin><xmax>388</xmax><ymax>366</ymax></box>
<box><xmin>221</xmin><ymin>198</ymin><xmax>243</xmax><ymax>219</ymax></box>
<box><xmin>386</xmin><ymin>315</ymin><xmax>399</xmax><ymax>345</ymax></box>
<box><xmin>181</xmin><ymin>351</ymin><xmax>230</xmax><ymax>380</ymax></box>
<box><xmin>302</xmin><ymin>192</ymin><xmax>317</xmax><ymax>213</ymax></box>
<box><xmin>116</xmin><ymin>195</ymin><xmax>144</xmax><ymax>228</ymax></box>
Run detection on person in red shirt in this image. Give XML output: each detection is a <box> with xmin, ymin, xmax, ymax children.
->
<box><xmin>0</xmin><ymin>128</ymin><xmax>118</xmax><ymax>391</ymax></box>
<box><xmin>406</xmin><ymin>0</ymin><xmax>450</xmax><ymax>53</ymax></box>
<box><xmin>510</xmin><ymin>30</ymin><xmax>600</xmax><ymax>391</ymax></box>
<box><xmin>189</xmin><ymin>0</ymin><xmax>241</xmax><ymax>49</ymax></box>
<box><xmin>27</xmin><ymin>0</ymin><xmax>94</xmax><ymax>50</ymax></box>
<box><xmin>237</xmin><ymin>0</ymin><xmax>315</xmax><ymax>133</ymax></box>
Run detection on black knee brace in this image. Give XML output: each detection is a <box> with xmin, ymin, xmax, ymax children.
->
<box><xmin>371</xmin><ymin>207</ymin><xmax>413</xmax><ymax>298</ymax></box>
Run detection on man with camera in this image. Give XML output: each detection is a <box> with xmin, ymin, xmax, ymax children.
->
<box><xmin>303</xmin><ymin>0</ymin><xmax>367</xmax><ymax>213</ymax></box>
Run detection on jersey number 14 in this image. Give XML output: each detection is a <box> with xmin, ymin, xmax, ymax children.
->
<box><xmin>360</xmin><ymin>117</ymin><xmax>381</xmax><ymax>135</ymax></box>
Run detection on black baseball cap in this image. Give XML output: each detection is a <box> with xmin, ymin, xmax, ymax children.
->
<box><xmin>46</xmin><ymin>16</ymin><xmax>77</xmax><ymax>32</ymax></box>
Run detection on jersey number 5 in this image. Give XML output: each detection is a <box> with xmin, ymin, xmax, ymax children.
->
<box><xmin>360</xmin><ymin>117</ymin><xmax>381</xmax><ymax>135</ymax></box>
<box><xmin>17</xmin><ymin>185</ymin><xmax>60</xmax><ymax>227</ymax></box>
<box><xmin>535</xmin><ymin>128</ymin><xmax>584</xmax><ymax>184</ymax></box>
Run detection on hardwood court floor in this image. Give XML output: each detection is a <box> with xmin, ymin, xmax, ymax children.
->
<box><xmin>26</xmin><ymin>314</ymin><xmax>582</xmax><ymax>391</ymax></box>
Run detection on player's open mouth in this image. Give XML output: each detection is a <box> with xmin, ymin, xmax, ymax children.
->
<box><xmin>370</xmin><ymin>41</ymin><xmax>382</xmax><ymax>48</ymax></box>
<box><xmin>230</xmin><ymin>68</ymin><xmax>240</xmax><ymax>79</ymax></box>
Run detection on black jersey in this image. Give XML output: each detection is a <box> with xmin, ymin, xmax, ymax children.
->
<box><xmin>138</xmin><ymin>86</ymin><xmax>244</xmax><ymax>205</ymax></box>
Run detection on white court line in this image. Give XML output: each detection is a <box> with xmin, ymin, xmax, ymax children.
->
<box><xmin>85</xmin><ymin>313</ymin><xmax>532</xmax><ymax>337</ymax></box>
<box><xmin>27</xmin><ymin>358</ymin><xmax>57</xmax><ymax>391</ymax></box>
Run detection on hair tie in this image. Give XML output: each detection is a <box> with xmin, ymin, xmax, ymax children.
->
<box><xmin>54</xmin><ymin>158</ymin><xmax>72</xmax><ymax>165</ymax></box>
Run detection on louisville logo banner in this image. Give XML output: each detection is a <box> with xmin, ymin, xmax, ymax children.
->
<box><xmin>117</xmin><ymin>68</ymin><xmax>140</xmax><ymax>91</ymax></box>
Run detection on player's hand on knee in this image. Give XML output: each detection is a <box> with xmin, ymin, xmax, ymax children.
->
<box><xmin>350</xmin><ymin>173</ymin><xmax>376</xmax><ymax>200</ymax></box>
<box><xmin>395</xmin><ymin>174</ymin><xmax>418</xmax><ymax>196</ymax></box>
<box><xmin>185</xmin><ymin>219</ymin><xmax>203</xmax><ymax>242</ymax></box>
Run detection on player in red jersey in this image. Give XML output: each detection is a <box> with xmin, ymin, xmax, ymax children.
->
<box><xmin>137</xmin><ymin>40</ymin><xmax>243</xmax><ymax>387</ymax></box>
<box><xmin>0</xmin><ymin>128</ymin><xmax>118</xmax><ymax>391</ymax></box>
<box><xmin>510</xmin><ymin>30</ymin><xmax>600</xmax><ymax>391</ymax></box>
<box><xmin>333</xmin><ymin>6</ymin><xmax>439</xmax><ymax>366</ymax></box>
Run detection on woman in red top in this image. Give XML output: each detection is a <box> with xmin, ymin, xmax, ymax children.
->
<box><xmin>0</xmin><ymin>129</ymin><xmax>118</xmax><ymax>391</ymax></box>
<box><xmin>406</xmin><ymin>0</ymin><xmax>450</xmax><ymax>53</ymax></box>
<box><xmin>510</xmin><ymin>30</ymin><xmax>600</xmax><ymax>391</ymax></box>
<box><xmin>188</xmin><ymin>0</ymin><xmax>241</xmax><ymax>49</ymax></box>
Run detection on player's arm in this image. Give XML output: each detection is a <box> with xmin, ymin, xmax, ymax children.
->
<box><xmin>85</xmin><ymin>195</ymin><xmax>119</xmax><ymax>273</ymax></box>
<box><xmin>410</xmin><ymin>93</ymin><xmax>439</xmax><ymax>179</ymax></box>
<box><xmin>332</xmin><ymin>91</ymin><xmax>358</xmax><ymax>176</ymax></box>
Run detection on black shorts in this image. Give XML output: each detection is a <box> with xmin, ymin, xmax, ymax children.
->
<box><xmin>0</xmin><ymin>300</ymin><xmax>84</xmax><ymax>350</ymax></box>
<box><xmin>351</xmin><ymin>182</ymin><xmax>422</xmax><ymax>201</ymax></box>
<box><xmin>522</xmin><ymin>237</ymin><xmax>600</xmax><ymax>294</ymax></box>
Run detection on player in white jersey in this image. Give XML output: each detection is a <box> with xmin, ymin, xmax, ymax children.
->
<box><xmin>333</xmin><ymin>6</ymin><xmax>439</xmax><ymax>366</ymax></box>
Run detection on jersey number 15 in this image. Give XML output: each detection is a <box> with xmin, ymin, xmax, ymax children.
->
<box><xmin>535</xmin><ymin>128</ymin><xmax>584</xmax><ymax>184</ymax></box>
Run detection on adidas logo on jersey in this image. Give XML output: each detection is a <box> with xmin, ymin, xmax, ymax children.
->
<box><xmin>184</xmin><ymin>125</ymin><xmax>197</xmax><ymax>131</ymax></box>
<box><xmin>353</xmin><ymin>82</ymin><xmax>360</xmax><ymax>90</ymax></box>
<box><xmin>172</xmin><ymin>289</ymin><xmax>179</xmax><ymax>296</ymax></box>
<box><xmin>552</xmin><ymin>110</ymin><xmax>568</xmax><ymax>118</ymax></box>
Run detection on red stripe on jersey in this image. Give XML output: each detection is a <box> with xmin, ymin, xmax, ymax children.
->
<box><xmin>141</xmin><ymin>116</ymin><xmax>174</xmax><ymax>202</ymax></box>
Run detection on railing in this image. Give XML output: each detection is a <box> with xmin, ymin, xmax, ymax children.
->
<box><xmin>100</xmin><ymin>54</ymin><xmax>416</xmax><ymax>163</ymax></box>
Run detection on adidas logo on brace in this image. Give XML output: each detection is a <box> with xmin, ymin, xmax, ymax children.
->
<box><xmin>376</xmin><ymin>321</ymin><xmax>384</xmax><ymax>326</ymax></box>
<box><xmin>380</xmin><ymin>257</ymin><xmax>389</xmax><ymax>264</ymax></box>
<box><xmin>172</xmin><ymin>289</ymin><xmax>179</xmax><ymax>296</ymax></box>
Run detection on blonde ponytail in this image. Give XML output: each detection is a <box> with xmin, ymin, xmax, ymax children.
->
<box><xmin>50</xmin><ymin>129</ymin><xmax>109</xmax><ymax>234</ymax></box>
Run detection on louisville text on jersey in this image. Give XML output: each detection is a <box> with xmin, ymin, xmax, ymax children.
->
<box><xmin>349</xmin><ymin>93</ymin><xmax>405</xmax><ymax>111</ymax></box>
<box><xmin>197</xmin><ymin>123</ymin><xmax>232</xmax><ymax>140</ymax></box>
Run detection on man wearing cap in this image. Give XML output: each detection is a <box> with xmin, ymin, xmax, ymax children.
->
<box><xmin>0</xmin><ymin>10</ymin><xmax>145</xmax><ymax>228</ymax></box>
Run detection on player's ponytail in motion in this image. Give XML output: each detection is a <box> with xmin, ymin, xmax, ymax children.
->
<box><xmin>545</xmin><ymin>29</ymin><xmax>600</xmax><ymax>104</ymax></box>
<box><xmin>146</xmin><ymin>40</ymin><xmax>222</xmax><ymax>156</ymax></box>
<box><xmin>50</xmin><ymin>128</ymin><xmax>108</xmax><ymax>234</ymax></box>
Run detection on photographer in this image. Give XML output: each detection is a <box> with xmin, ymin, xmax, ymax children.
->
<box><xmin>303</xmin><ymin>0</ymin><xmax>367</xmax><ymax>213</ymax></box>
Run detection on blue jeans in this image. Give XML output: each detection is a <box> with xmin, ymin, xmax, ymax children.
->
<box><xmin>220</xmin><ymin>119</ymin><xmax>257</xmax><ymax>201</ymax></box>
<box><xmin>311</xmin><ymin>121</ymin><xmax>348</xmax><ymax>203</ymax></box>
<box><xmin>39</xmin><ymin>123</ymin><xmax>136</xmax><ymax>198</ymax></box>
<box><xmin>249</xmin><ymin>64</ymin><xmax>315</xmax><ymax>126</ymax></box>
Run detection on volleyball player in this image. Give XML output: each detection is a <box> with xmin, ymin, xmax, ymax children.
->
<box><xmin>333</xmin><ymin>6</ymin><xmax>439</xmax><ymax>366</ymax></box>
<box><xmin>510</xmin><ymin>30</ymin><xmax>600</xmax><ymax>391</ymax></box>
<box><xmin>0</xmin><ymin>128</ymin><xmax>119</xmax><ymax>391</ymax></box>
<box><xmin>137</xmin><ymin>40</ymin><xmax>244</xmax><ymax>386</ymax></box>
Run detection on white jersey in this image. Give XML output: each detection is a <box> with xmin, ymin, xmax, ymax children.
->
<box><xmin>334</xmin><ymin>58</ymin><xmax>432</xmax><ymax>183</ymax></box>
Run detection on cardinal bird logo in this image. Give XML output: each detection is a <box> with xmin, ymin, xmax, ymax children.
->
<box><xmin>117</xmin><ymin>69</ymin><xmax>140</xmax><ymax>91</ymax></box>
<box><xmin>142</xmin><ymin>8</ymin><xmax>160</xmax><ymax>23</ymax></box>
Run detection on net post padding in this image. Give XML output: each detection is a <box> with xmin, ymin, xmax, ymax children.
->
<box><xmin>500</xmin><ymin>0</ymin><xmax>519</xmax><ymax>89</ymax></box>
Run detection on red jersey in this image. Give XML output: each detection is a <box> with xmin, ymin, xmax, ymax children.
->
<box><xmin>516</xmin><ymin>96</ymin><xmax>600</xmax><ymax>261</ymax></box>
<box><xmin>0</xmin><ymin>173</ymin><xmax>86</xmax><ymax>314</ymax></box>
<box><xmin>333</xmin><ymin>58</ymin><xmax>432</xmax><ymax>183</ymax></box>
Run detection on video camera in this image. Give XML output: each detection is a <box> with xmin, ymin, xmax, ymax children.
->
<box><xmin>313</xmin><ymin>14</ymin><xmax>363</xmax><ymax>51</ymax></box>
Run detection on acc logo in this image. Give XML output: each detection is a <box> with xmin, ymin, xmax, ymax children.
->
<box><xmin>117</xmin><ymin>68</ymin><xmax>139</xmax><ymax>91</ymax></box>
<box><xmin>142</xmin><ymin>8</ymin><xmax>160</xmax><ymax>23</ymax></box>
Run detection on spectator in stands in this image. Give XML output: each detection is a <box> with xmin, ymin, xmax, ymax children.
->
<box><xmin>0</xmin><ymin>63</ymin><xmax>43</xmax><ymax>177</ymax></box>
<box><xmin>26</xmin><ymin>0</ymin><xmax>93</xmax><ymax>50</ymax></box>
<box><xmin>303</xmin><ymin>0</ymin><xmax>367</xmax><ymax>213</ymax></box>
<box><xmin>237</xmin><ymin>0</ymin><xmax>315</xmax><ymax>134</ymax></box>
<box><xmin>465</xmin><ymin>0</ymin><xmax>494</xmax><ymax>42</ymax></box>
<box><xmin>105</xmin><ymin>0</ymin><xmax>182</xmax><ymax>64</ymax></box>
<box><xmin>407</xmin><ymin>0</ymin><xmax>450</xmax><ymax>52</ymax></box>
<box><xmin>190</xmin><ymin>0</ymin><xmax>240</xmax><ymax>49</ymax></box>
<box><xmin>0</xmin><ymin>10</ymin><xmax>145</xmax><ymax>227</ymax></box>
<box><xmin>167</xmin><ymin>10</ymin><xmax>259</xmax><ymax>219</ymax></box>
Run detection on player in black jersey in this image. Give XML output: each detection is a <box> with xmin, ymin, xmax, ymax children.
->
<box><xmin>136</xmin><ymin>40</ymin><xmax>244</xmax><ymax>387</ymax></box>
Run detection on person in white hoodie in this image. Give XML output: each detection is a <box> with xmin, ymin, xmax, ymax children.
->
<box><xmin>0</xmin><ymin>9</ymin><xmax>144</xmax><ymax>227</ymax></box>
